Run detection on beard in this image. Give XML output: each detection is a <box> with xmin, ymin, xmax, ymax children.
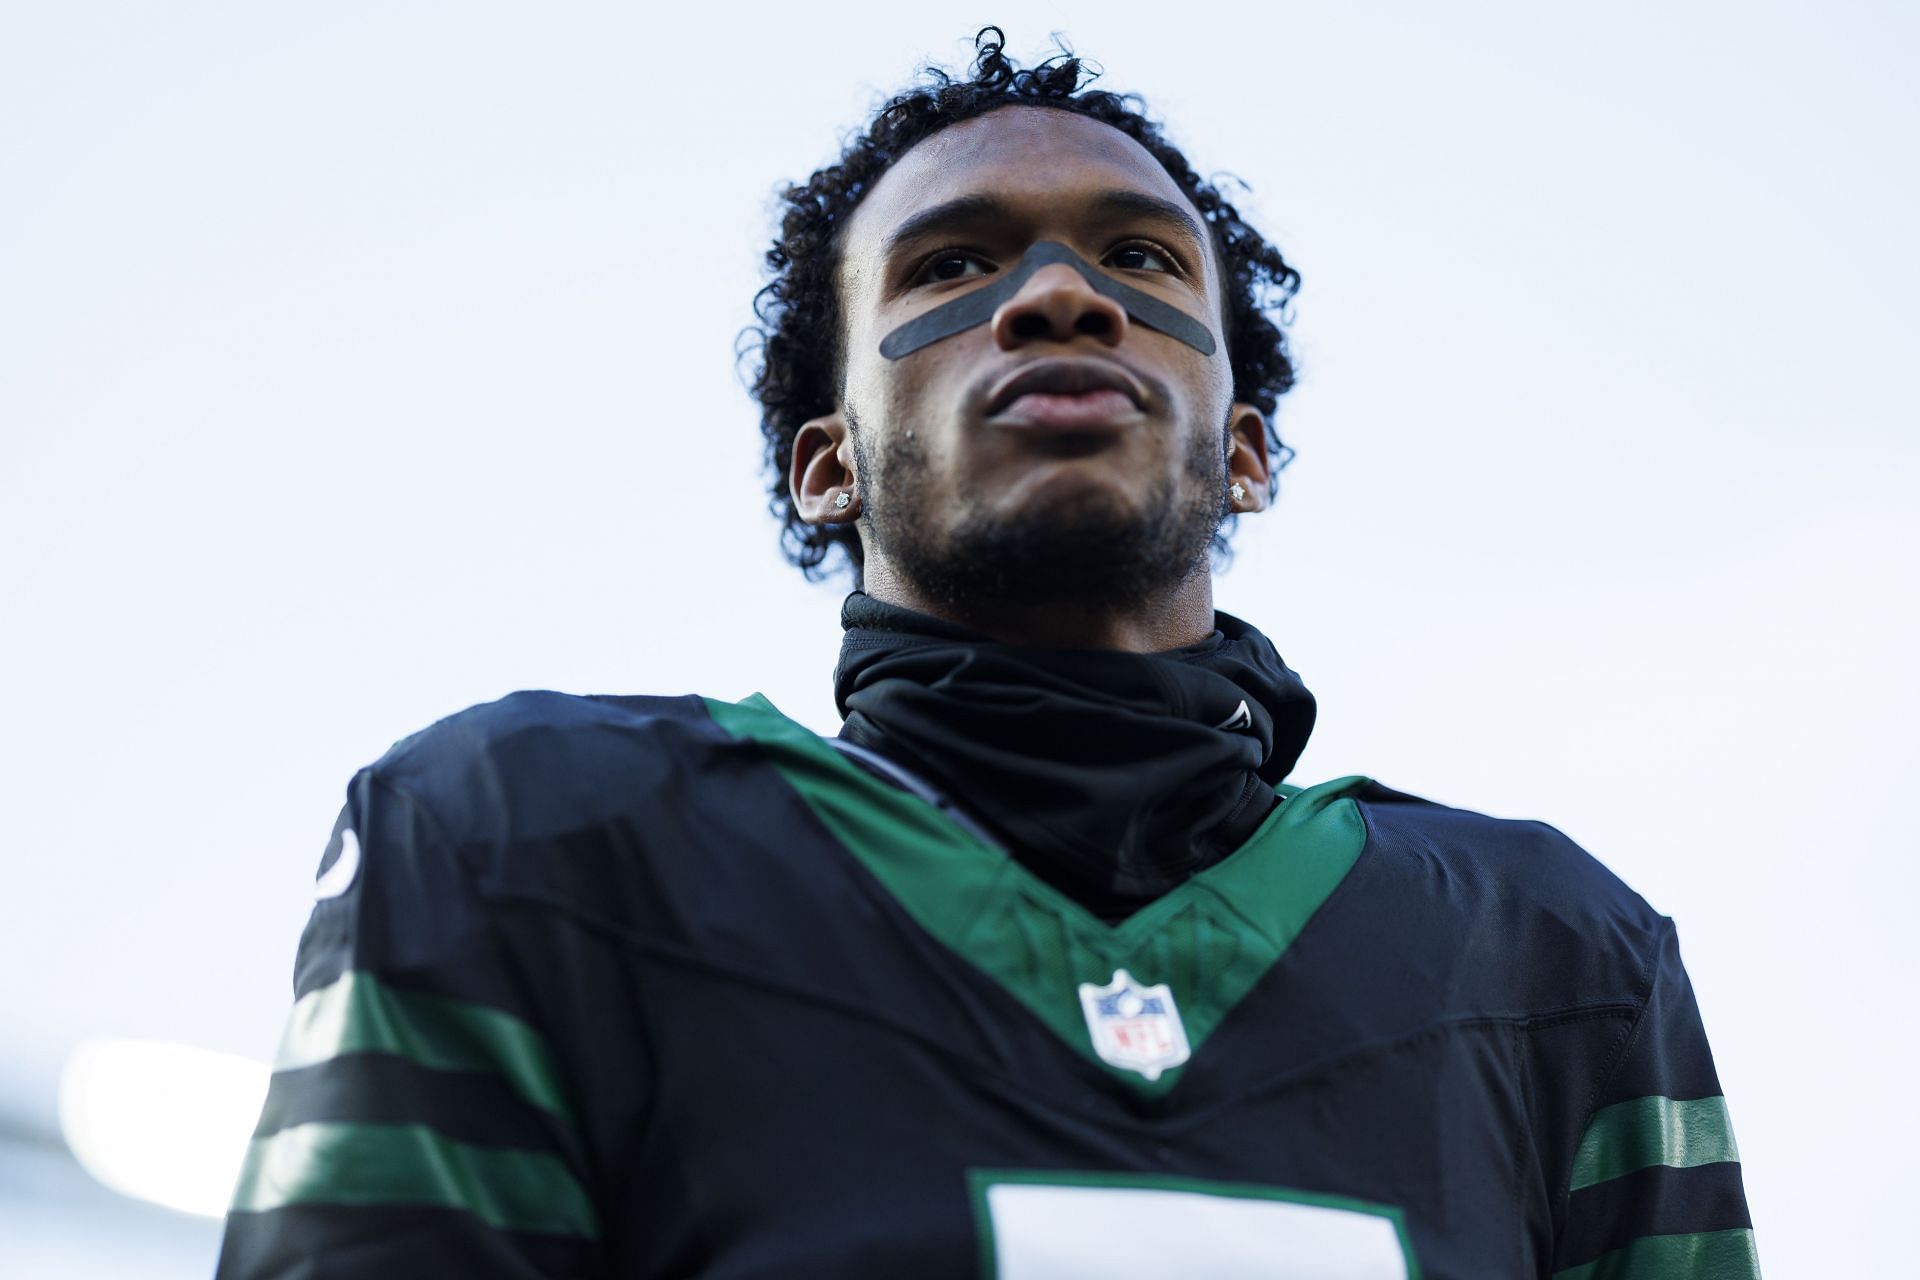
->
<box><xmin>851</xmin><ymin>404</ymin><xmax>1231</xmax><ymax>614</ymax></box>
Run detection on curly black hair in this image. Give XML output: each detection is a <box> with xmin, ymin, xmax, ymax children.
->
<box><xmin>741</xmin><ymin>26</ymin><xmax>1301</xmax><ymax>581</ymax></box>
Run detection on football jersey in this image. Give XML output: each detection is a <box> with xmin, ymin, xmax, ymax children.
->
<box><xmin>215</xmin><ymin>691</ymin><xmax>1758</xmax><ymax>1278</ymax></box>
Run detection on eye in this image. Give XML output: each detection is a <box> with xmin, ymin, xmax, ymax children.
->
<box><xmin>916</xmin><ymin>252</ymin><xmax>994</xmax><ymax>285</ymax></box>
<box><xmin>1107</xmin><ymin>241</ymin><xmax>1176</xmax><ymax>273</ymax></box>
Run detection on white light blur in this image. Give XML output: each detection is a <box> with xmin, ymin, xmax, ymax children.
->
<box><xmin>58</xmin><ymin>1039</ymin><xmax>269</xmax><ymax>1219</ymax></box>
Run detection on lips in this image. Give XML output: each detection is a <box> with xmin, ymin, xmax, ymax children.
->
<box><xmin>985</xmin><ymin>357</ymin><xmax>1146</xmax><ymax>419</ymax></box>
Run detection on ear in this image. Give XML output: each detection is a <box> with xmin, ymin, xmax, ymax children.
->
<box><xmin>790</xmin><ymin>409</ymin><xmax>861</xmax><ymax>525</ymax></box>
<box><xmin>1226</xmin><ymin>402</ymin><xmax>1272</xmax><ymax>513</ymax></box>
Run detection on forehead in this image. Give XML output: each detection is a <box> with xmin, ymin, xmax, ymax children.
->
<box><xmin>839</xmin><ymin>105</ymin><xmax>1205</xmax><ymax>274</ymax></box>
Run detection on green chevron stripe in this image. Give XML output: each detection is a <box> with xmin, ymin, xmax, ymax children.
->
<box><xmin>229</xmin><ymin>1121</ymin><xmax>598</xmax><ymax>1237</ymax></box>
<box><xmin>1552</xmin><ymin>1227</ymin><xmax>1760</xmax><ymax>1279</ymax></box>
<box><xmin>705</xmin><ymin>693</ymin><xmax>1370</xmax><ymax>1097</ymax></box>
<box><xmin>277</xmin><ymin>971</ymin><xmax>573</xmax><ymax>1123</ymax></box>
<box><xmin>1569</xmin><ymin>1095</ymin><xmax>1739</xmax><ymax>1190</ymax></box>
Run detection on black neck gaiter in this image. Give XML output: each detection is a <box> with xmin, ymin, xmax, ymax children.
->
<box><xmin>832</xmin><ymin>592</ymin><xmax>1317</xmax><ymax>920</ymax></box>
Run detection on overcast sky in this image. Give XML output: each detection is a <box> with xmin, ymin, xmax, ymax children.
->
<box><xmin>2</xmin><ymin>3</ymin><xmax>1915</xmax><ymax>1274</ymax></box>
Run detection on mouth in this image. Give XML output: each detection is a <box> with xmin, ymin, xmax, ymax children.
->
<box><xmin>984</xmin><ymin>357</ymin><xmax>1146</xmax><ymax>431</ymax></box>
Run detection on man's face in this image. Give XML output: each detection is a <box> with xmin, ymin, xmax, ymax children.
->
<box><xmin>829</xmin><ymin>105</ymin><xmax>1256</xmax><ymax>612</ymax></box>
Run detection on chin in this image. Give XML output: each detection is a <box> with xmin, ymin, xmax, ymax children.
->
<box><xmin>992</xmin><ymin>453</ymin><xmax>1146</xmax><ymax>515</ymax></box>
<box><xmin>894</xmin><ymin>488</ymin><xmax>1216</xmax><ymax>614</ymax></box>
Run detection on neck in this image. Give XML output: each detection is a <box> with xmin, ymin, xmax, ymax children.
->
<box><xmin>858</xmin><ymin>557</ymin><xmax>1218</xmax><ymax>651</ymax></box>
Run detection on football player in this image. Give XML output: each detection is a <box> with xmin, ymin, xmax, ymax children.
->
<box><xmin>217</xmin><ymin>28</ymin><xmax>1757</xmax><ymax>1279</ymax></box>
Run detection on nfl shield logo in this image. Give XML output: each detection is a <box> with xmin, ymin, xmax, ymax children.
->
<box><xmin>1077</xmin><ymin>969</ymin><xmax>1192</xmax><ymax>1080</ymax></box>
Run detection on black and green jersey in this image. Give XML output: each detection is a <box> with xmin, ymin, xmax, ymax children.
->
<box><xmin>216</xmin><ymin>691</ymin><xmax>1757</xmax><ymax>1279</ymax></box>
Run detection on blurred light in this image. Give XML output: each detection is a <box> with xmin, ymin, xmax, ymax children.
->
<box><xmin>58</xmin><ymin>1038</ymin><xmax>269</xmax><ymax>1218</ymax></box>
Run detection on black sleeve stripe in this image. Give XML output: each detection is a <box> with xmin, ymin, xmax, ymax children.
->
<box><xmin>217</xmin><ymin>1202</ymin><xmax>602</xmax><ymax>1280</ymax></box>
<box><xmin>275</xmin><ymin>969</ymin><xmax>577</xmax><ymax>1125</ymax></box>
<box><xmin>254</xmin><ymin>1054</ymin><xmax>582</xmax><ymax>1161</ymax></box>
<box><xmin>1555</xmin><ymin>1162</ymin><xmax>1753</xmax><ymax>1271</ymax></box>
<box><xmin>1568</xmin><ymin>1094</ymin><xmax>1738</xmax><ymax>1191</ymax></box>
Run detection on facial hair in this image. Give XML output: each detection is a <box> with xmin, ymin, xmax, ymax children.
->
<box><xmin>851</xmin><ymin>402</ymin><xmax>1231</xmax><ymax>614</ymax></box>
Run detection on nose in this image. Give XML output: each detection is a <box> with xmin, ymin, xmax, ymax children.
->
<box><xmin>989</xmin><ymin>262</ymin><xmax>1129</xmax><ymax>350</ymax></box>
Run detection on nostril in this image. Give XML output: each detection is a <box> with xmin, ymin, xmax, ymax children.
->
<box><xmin>1010</xmin><ymin>313</ymin><xmax>1051</xmax><ymax>340</ymax></box>
<box><xmin>1076</xmin><ymin>313</ymin><xmax>1114</xmax><ymax>338</ymax></box>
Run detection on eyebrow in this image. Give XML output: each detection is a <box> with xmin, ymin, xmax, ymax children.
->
<box><xmin>1086</xmin><ymin>189</ymin><xmax>1209</xmax><ymax>254</ymax></box>
<box><xmin>880</xmin><ymin>188</ymin><xmax>1209</xmax><ymax>262</ymax></box>
<box><xmin>881</xmin><ymin>193</ymin><xmax>1007</xmax><ymax>259</ymax></box>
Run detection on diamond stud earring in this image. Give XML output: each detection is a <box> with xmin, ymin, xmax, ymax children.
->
<box><xmin>1229</xmin><ymin>482</ymin><xmax>1247</xmax><ymax>505</ymax></box>
<box><xmin>833</xmin><ymin>492</ymin><xmax>851</xmax><ymax>510</ymax></box>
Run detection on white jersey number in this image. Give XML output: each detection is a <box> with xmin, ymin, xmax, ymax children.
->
<box><xmin>974</xmin><ymin>1173</ymin><xmax>1416</xmax><ymax>1279</ymax></box>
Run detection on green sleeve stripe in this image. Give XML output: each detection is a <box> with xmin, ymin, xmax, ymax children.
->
<box><xmin>229</xmin><ymin>1121</ymin><xmax>598</xmax><ymax>1238</ymax></box>
<box><xmin>276</xmin><ymin>971</ymin><xmax>573</xmax><ymax>1124</ymax></box>
<box><xmin>1569</xmin><ymin>1094</ymin><xmax>1739</xmax><ymax>1190</ymax></box>
<box><xmin>1552</xmin><ymin>1227</ymin><xmax>1760</xmax><ymax>1280</ymax></box>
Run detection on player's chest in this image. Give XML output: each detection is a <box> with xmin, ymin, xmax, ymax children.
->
<box><xmin>597</xmin><ymin>935</ymin><xmax>1549</xmax><ymax>1279</ymax></box>
<box><xmin>549</xmin><ymin>761</ymin><xmax>1552</xmax><ymax>1275</ymax></box>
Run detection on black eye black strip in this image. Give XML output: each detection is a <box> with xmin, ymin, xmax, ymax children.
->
<box><xmin>878</xmin><ymin>240</ymin><xmax>1217</xmax><ymax>359</ymax></box>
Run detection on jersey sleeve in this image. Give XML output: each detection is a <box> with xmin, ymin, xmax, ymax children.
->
<box><xmin>1551</xmin><ymin>921</ymin><xmax>1759</xmax><ymax>1278</ymax></box>
<box><xmin>215</xmin><ymin>767</ymin><xmax>605</xmax><ymax>1279</ymax></box>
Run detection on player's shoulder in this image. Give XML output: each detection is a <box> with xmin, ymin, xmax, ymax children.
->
<box><xmin>1352</xmin><ymin>779</ymin><xmax>1657</xmax><ymax>920</ymax></box>
<box><xmin>1345</xmin><ymin>778</ymin><xmax>1670</xmax><ymax>1003</ymax></box>
<box><xmin>364</xmin><ymin>689</ymin><xmax>738</xmax><ymax>845</ymax></box>
<box><xmin>376</xmin><ymin>687</ymin><xmax>719</xmax><ymax>773</ymax></box>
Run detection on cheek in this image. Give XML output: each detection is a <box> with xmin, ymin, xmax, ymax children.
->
<box><xmin>869</xmin><ymin>342</ymin><xmax>972</xmax><ymax>431</ymax></box>
<box><xmin>840</xmin><ymin>347</ymin><xmax>902</xmax><ymax>439</ymax></box>
<box><xmin>1161</xmin><ymin>352</ymin><xmax>1232</xmax><ymax>435</ymax></box>
<box><xmin>1196</xmin><ymin>349</ymin><xmax>1234</xmax><ymax>410</ymax></box>
<box><xmin>843</xmin><ymin>356</ymin><xmax>961</xmax><ymax>484</ymax></box>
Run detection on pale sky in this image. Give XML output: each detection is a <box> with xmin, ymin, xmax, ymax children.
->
<box><xmin>2</xmin><ymin>3</ymin><xmax>1915</xmax><ymax>1274</ymax></box>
